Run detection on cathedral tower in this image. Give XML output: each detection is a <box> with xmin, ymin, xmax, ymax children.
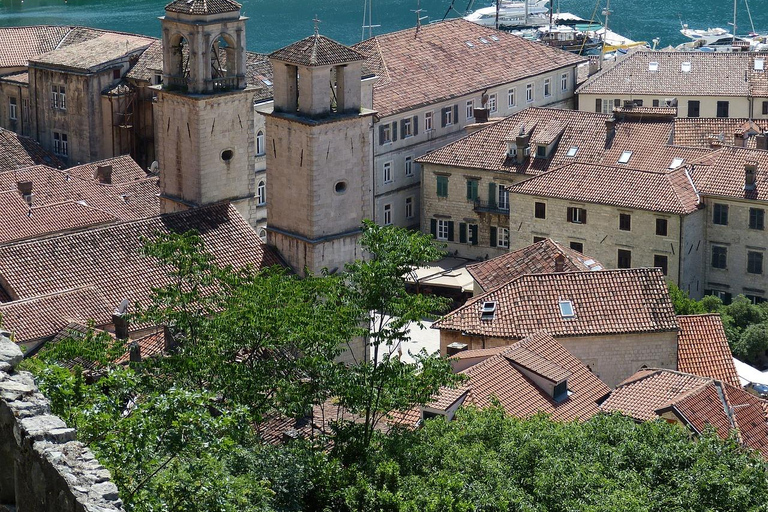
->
<box><xmin>266</xmin><ymin>31</ymin><xmax>375</xmax><ymax>275</ymax></box>
<box><xmin>153</xmin><ymin>0</ymin><xmax>257</xmax><ymax>223</ymax></box>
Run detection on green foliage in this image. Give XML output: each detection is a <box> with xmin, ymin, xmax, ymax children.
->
<box><xmin>668</xmin><ymin>282</ymin><xmax>705</xmax><ymax>315</ymax></box>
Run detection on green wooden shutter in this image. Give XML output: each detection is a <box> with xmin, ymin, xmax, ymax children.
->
<box><xmin>378</xmin><ymin>124</ymin><xmax>386</xmax><ymax>145</ymax></box>
<box><xmin>441</xmin><ymin>108</ymin><xmax>447</xmax><ymax>127</ymax></box>
<box><xmin>392</xmin><ymin>121</ymin><xmax>398</xmax><ymax>141</ymax></box>
<box><xmin>470</xmin><ymin>224</ymin><xmax>479</xmax><ymax>245</ymax></box>
<box><xmin>401</xmin><ymin>119</ymin><xmax>406</xmax><ymax>137</ymax></box>
<box><xmin>413</xmin><ymin>115</ymin><xmax>419</xmax><ymax>135</ymax></box>
<box><xmin>490</xmin><ymin>226</ymin><xmax>497</xmax><ymax>247</ymax></box>
<box><xmin>595</xmin><ymin>98</ymin><xmax>601</xmax><ymax>112</ymax></box>
<box><xmin>447</xmin><ymin>221</ymin><xmax>455</xmax><ymax>242</ymax></box>
<box><xmin>466</xmin><ymin>180</ymin><xmax>472</xmax><ymax>200</ymax></box>
<box><xmin>453</xmin><ymin>104</ymin><xmax>459</xmax><ymax>123</ymax></box>
<box><xmin>567</xmin><ymin>207</ymin><xmax>573</xmax><ymax>222</ymax></box>
<box><xmin>430</xmin><ymin>218</ymin><xmax>437</xmax><ymax>237</ymax></box>
<box><xmin>582</xmin><ymin>209</ymin><xmax>587</xmax><ymax>224</ymax></box>
<box><xmin>459</xmin><ymin>223</ymin><xmax>467</xmax><ymax>243</ymax></box>
<box><xmin>488</xmin><ymin>182</ymin><xmax>497</xmax><ymax>208</ymax></box>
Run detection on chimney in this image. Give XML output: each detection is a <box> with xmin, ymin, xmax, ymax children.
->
<box><xmin>446</xmin><ymin>342</ymin><xmax>469</xmax><ymax>357</ymax></box>
<box><xmin>515</xmin><ymin>124</ymin><xmax>531</xmax><ymax>164</ymax></box>
<box><xmin>17</xmin><ymin>181</ymin><xmax>33</xmax><ymax>205</ymax></box>
<box><xmin>95</xmin><ymin>165</ymin><xmax>113</xmax><ymax>184</ymax></box>
<box><xmin>113</xmin><ymin>313</ymin><xmax>129</xmax><ymax>339</ymax></box>
<box><xmin>163</xmin><ymin>324</ymin><xmax>177</xmax><ymax>352</ymax></box>
<box><xmin>756</xmin><ymin>133</ymin><xmax>768</xmax><ymax>151</ymax></box>
<box><xmin>745</xmin><ymin>162</ymin><xmax>758</xmax><ymax>191</ymax></box>
<box><xmin>554</xmin><ymin>254</ymin><xmax>566</xmax><ymax>272</ymax></box>
<box><xmin>474</xmin><ymin>107</ymin><xmax>489</xmax><ymax>123</ymax></box>
<box><xmin>605</xmin><ymin>117</ymin><xmax>616</xmax><ymax>144</ymax></box>
<box><xmin>129</xmin><ymin>341</ymin><xmax>141</xmax><ymax>363</ymax></box>
<box><xmin>734</xmin><ymin>132</ymin><xmax>747</xmax><ymax>148</ymax></box>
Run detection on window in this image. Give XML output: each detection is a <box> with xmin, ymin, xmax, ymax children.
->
<box><xmin>687</xmin><ymin>100</ymin><xmax>700</xmax><ymax>117</ymax></box>
<box><xmin>713</xmin><ymin>203</ymin><xmax>729</xmax><ymax>225</ymax></box>
<box><xmin>601</xmin><ymin>99</ymin><xmax>612</xmax><ymax>114</ymax></box>
<box><xmin>52</xmin><ymin>131</ymin><xmax>68</xmax><ymax>156</ymax></box>
<box><xmin>466</xmin><ymin>100</ymin><xmax>474</xmax><ymax>119</ymax></box>
<box><xmin>380</xmin><ymin>123</ymin><xmax>392</xmax><ymax>144</ymax></box>
<box><xmin>619</xmin><ymin>213</ymin><xmax>631</xmax><ymax>231</ymax></box>
<box><xmin>570</xmin><ymin>241</ymin><xmax>583</xmax><ymax>253</ymax></box>
<box><xmin>8</xmin><ymin>97</ymin><xmax>17</xmax><ymax>121</ymax></box>
<box><xmin>750</xmin><ymin>208</ymin><xmax>764</xmax><ymax>230</ymax></box>
<box><xmin>536</xmin><ymin>145</ymin><xmax>546</xmax><ymax>158</ymax></box>
<box><xmin>257</xmin><ymin>180</ymin><xmax>266</xmax><ymax>205</ymax></box>
<box><xmin>112</xmin><ymin>68</ymin><xmax>120</xmax><ymax>80</ymax></box>
<box><xmin>561</xmin><ymin>72</ymin><xmax>568</xmax><ymax>91</ymax></box>
<box><xmin>256</xmin><ymin>130</ymin><xmax>265</xmax><ymax>156</ymax></box>
<box><xmin>498</xmin><ymin>185</ymin><xmax>509</xmax><ymax>211</ymax></box>
<box><xmin>404</xmin><ymin>156</ymin><xmax>413</xmax><ymax>177</ymax></box>
<box><xmin>716</xmin><ymin>100</ymin><xmax>729</xmax><ymax>118</ymax></box>
<box><xmin>466</xmin><ymin>179</ymin><xmax>479</xmax><ymax>201</ymax></box>
<box><xmin>746</xmin><ymin>295</ymin><xmax>765</xmax><ymax>304</ymax></box>
<box><xmin>544</xmin><ymin>78</ymin><xmax>551</xmax><ymax>97</ymax></box>
<box><xmin>706</xmin><ymin>289</ymin><xmax>732</xmax><ymax>304</ymax></box>
<box><xmin>51</xmin><ymin>85</ymin><xmax>66</xmax><ymax>110</ymax></box>
<box><xmin>656</xmin><ymin>218</ymin><xmax>668</xmax><ymax>236</ymax></box>
<box><xmin>566</xmin><ymin>146</ymin><xmax>578</xmax><ymax>157</ymax></box>
<box><xmin>488</xmin><ymin>93</ymin><xmax>497</xmax><ymax>113</ymax></box>
<box><xmin>497</xmin><ymin>227</ymin><xmax>509</xmax><ymax>248</ymax></box>
<box><xmin>402</xmin><ymin>117</ymin><xmax>413</xmax><ymax>137</ymax></box>
<box><xmin>711</xmin><ymin>245</ymin><xmax>727</xmax><ymax>269</ymax></box>
<box><xmin>567</xmin><ymin>207</ymin><xmax>586</xmax><ymax>224</ymax></box>
<box><xmin>748</xmin><ymin>251</ymin><xmax>763</xmax><ymax>274</ymax></box>
<box><xmin>383</xmin><ymin>162</ymin><xmax>392</xmax><ymax>184</ymax></box>
<box><xmin>534</xmin><ymin>201</ymin><xmax>546</xmax><ymax>219</ymax></box>
<box><xmin>437</xmin><ymin>219</ymin><xmax>449</xmax><ymax>240</ymax></box>
<box><xmin>383</xmin><ymin>203</ymin><xmax>392</xmax><ymax>225</ymax></box>
<box><xmin>617</xmin><ymin>249</ymin><xmax>632</xmax><ymax>269</ymax></box>
<box><xmin>405</xmin><ymin>197</ymin><xmax>414</xmax><ymax>219</ymax></box>
<box><xmin>335</xmin><ymin>181</ymin><xmax>347</xmax><ymax>194</ymax></box>
<box><xmin>558</xmin><ymin>300</ymin><xmax>575</xmax><ymax>318</ymax></box>
<box><xmin>654</xmin><ymin>255</ymin><xmax>668</xmax><ymax>275</ymax></box>
<box><xmin>258</xmin><ymin>228</ymin><xmax>267</xmax><ymax>241</ymax></box>
<box><xmin>425</xmin><ymin>111</ymin><xmax>433</xmax><ymax>131</ymax></box>
<box><xmin>534</xmin><ymin>236</ymin><xmax>546</xmax><ymax>243</ymax></box>
<box><xmin>526</xmin><ymin>83</ymin><xmax>533</xmax><ymax>102</ymax></box>
<box><xmin>653</xmin><ymin>99</ymin><xmax>660</xmax><ymax>107</ymax></box>
<box><xmin>436</xmin><ymin>175</ymin><xmax>448</xmax><ymax>197</ymax></box>
<box><xmin>443</xmin><ymin>106</ymin><xmax>454</xmax><ymax>126</ymax></box>
<box><xmin>469</xmin><ymin>224</ymin><xmax>478</xmax><ymax>245</ymax></box>
<box><xmin>508</xmin><ymin>88</ymin><xmax>516</xmax><ymax>108</ymax></box>
<box><xmin>763</xmin><ymin>101</ymin><xmax>768</xmax><ymax>115</ymax></box>
<box><xmin>618</xmin><ymin>150</ymin><xmax>633</xmax><ymax>164</ymax></box>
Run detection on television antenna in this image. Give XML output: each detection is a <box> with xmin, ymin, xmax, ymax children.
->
<box><xmin>412</xmin><ymin>0</ymin><xmax>428</xmax><ymax>33</ymax></box>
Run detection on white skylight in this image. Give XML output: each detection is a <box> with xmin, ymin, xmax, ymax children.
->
<box><xmin>756</xmin><ymin>58</ymin><xmax>765</xmax><ymax>71</ymax></box>
<box><xmin>465</xmin><ymin>41</ymin><xmax>475</xmax><ymax>47</ymax></box>
<box><xmin>479</xmin><ymin>37</ymin><xmax>490</xmax><ymax>44</ymax></box>
<box><xmin>648</xmin><ymin>61</ymin><xmax>659</xmax><ymax>71</ymax></box>
<box><xmin>490</xmin><ymin>35</ymin><xmax>499</xmax><ymax>41</ymax></box>
<box><xmin>669</xmin><ymin>157</ymin><xmax>685</xmax><ymax>169</ymax></box>
<box><xmin>566</xmin><ymin>146</ymin><xmax>579</xmax><ymax>157</ymax></box>
<box><xmin>262</xmin><ymin>78</ymin><xmax>273</xmax><ymax>86</ymax></box>
<box><xmin>558</xmin><ymin>300</ymin><xmax>575</xmax><ymax>318</ymax></box>
<box><xmin>681</xmin><ymin>61</ymin><xmax>691</xmax><ymax>73</ymax></box>
<box><xmin>618</xmin><ymin>150</ymin><xmax>633</xmax><ymax>164</ymax></box>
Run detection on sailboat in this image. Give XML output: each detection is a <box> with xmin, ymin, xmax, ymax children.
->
<box><xmin>677</xmin><ymin>0</ymin><xmax>768</xmax><ymax>51</ymax></box>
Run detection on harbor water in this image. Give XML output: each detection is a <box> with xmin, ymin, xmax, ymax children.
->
<box><xmin>1</xmin><ymin>0</ymin><xmax>768</xmax><ymax>52</ymax></box>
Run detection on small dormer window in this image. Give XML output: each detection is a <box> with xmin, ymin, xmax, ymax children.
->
<box><xmin>618</xmin><ymin>150</ymin><xmax>633</xmax><ymax>164</ymax></box>
<box><xmin>480</xmin><ymin>301</ymin><xmax>497</xmax><ymax>321</ymax></box>
<box><xmin>648</xmin><ymin>61</ymin><xmax>659</xmax><ymax>71</ymax></box>
<box><xmin>669</xmin><ymin>157</ymin><xmax>685</xmax><ymax>169</ymax></box>
<box><xmin>566</xmin><ymin>146</ymin><xmax>578</xmax><ymax>157</ymax></box>
<box><xmin>553</xmin><ymin>381</ymin><xmax>569</xmax><ymax>402</ymax></box>
<box><xmin>558</xmin><ymin>300</ymin><xmax>575</xmax><ymax>318</ymax></box>
<box><xmin>536</xmin><ymin>145</ymin><xmax>547</xmax><ymax>158</ymax></box>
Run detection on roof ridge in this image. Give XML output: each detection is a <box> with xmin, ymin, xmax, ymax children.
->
<box><xmin>0</xmin><ymin>285</ymin><xmax>100</xmax><ymax>306</ymax></box>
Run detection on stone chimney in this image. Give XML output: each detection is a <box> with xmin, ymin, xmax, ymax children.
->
<box><xmin>605</xmin><ymin>117</ymin><xmax>616</xmax><ymax>144</ymax></box>
<box><xmin>112</xmin><ymin>299</ymin><xmax>129</xmax><ymax>340</ymax></box>
<box><xmin>17</xmin><ymin>181</ymin><xmax>33</xmax><ymax>205</ymax></box>
<box><xmin>129</xmin><ymin>341</ymin><xmax>141</xmax><ymax>363</ymax></box>
<box><xmin>734</xmin><ymin>132</ymin><xmax>748</xmax><ymax>148</ymax></box>
<box><xmin>756</xmin><ymin>133</ymin><xmax>768</xmax><ymax>151</ymax></box>
<box><xmin>515</xmin><ymin>124</ymin><xmax>531</xmax><ymax>164</ymax></box>
<box><xmin>474</xmin><ymin>107</ymin><xmax>489</xmax><ymax>123</ymax></box>
<box><xmin>554</xmin><ymin>254</ymin><xmax>566</xmax><ymax>273</ymax></box>
<box><xmin>446</xmin><ymin>342</ymin><xmax>469</xmax><ymax>357</ymax></box>
<box><xmin>745</xmin><ymin>162</ymin><xmax>758</xmax><ymax>191</ymax></box>
<box><xmin>95</xmin><ymin>165</ymin><xmax>113</xmax><ymax>184</ymax></box>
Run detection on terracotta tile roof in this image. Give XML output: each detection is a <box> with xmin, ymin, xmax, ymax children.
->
<box><xmin>125</xmin><ymin>40</ymin><xmax>162</xmax><ymax>82</ymax></box>
<box><xmin>270</xmin><ymin>34</ymin><xmax>365</xmax><ymax>67</ymax></box>
<box><xmin>114</xmin><ymin>330</ymin><xmax>166</xmax><ymax>365</ymax></box>
<box><xmin>0</xmin><ymin>26</ymin><xmax>71</xmax><ymax>69</ymax></box>
<box><xmin>450</xmin><ymin>346</ymin><xmax>507</xmax><ymax>360</ymax></box>
<box><xmin>677</xmin><ymin>314</ymin><xmax>740</xmax><ymax>387</ymax></box>
<box><xmin>466</xmin><ymin>238</ymin><xmax>603</xmax><ymax>292</ymax></box>
<box><xmin>165</xmin><ymin>0</ymin><xmax>241</xmax><ymax>15</ymax></box>
<box><xmin>428</xmin><ymin>332</ymin><xmax>609</xmax><ymax>422</ymax></box>
<box><xmin>258</xmin><ymin>400</ymin><xmax>377</xmax><ymax>445</ymax></box>
<box><xmin>417</xmin><ymin>107</ymin><xmax>699</xmax><ymax>176</ymax></box>
<box><xmin>433</xmin><ymin>268</ymin><xmax>678</xmax><ymax>339</ymax></box>
<box><xmin>749</xmin><ymin>54</ymin><xmax>768</xmax><ymax>97</ymax></box>
<box><xmin>674</xmin><ymin>118</ymin><xmax>768</xmax><ymax>149</ymax></box>
<box><xmin>602</xmin><ymin>368</ymin><xmax>768</xmax><ymax>457</ymax></box>
<box><xmin>508</xmin><ymin>163</ymin><xmax>701</xmax><ymax>215</ymax></box>
<box><xmin>245</xmin><ymin>52</ymin><xmax>275</xmax><ymax>102</ymax></box>
<box><xmin>0</xmin><ymin>204</ymin><xmax>283</xmax><ymax>323</ymax></box>
<box><xmin>0</xmin><ymin>72</ymin><xmax>29</xmax><ymax>84</ymax></box>
<box><xmin>0</xmin><ymin>128</ymin><xmax>64</xmax><ymax>171</ymax></box>
<box><xmin>29</xmin><ymin>32</ymin><xmax>153</xmax><ymax>72</ymax></box>
<box><xmin>65</xmin><ymin>155</ymin><xmax>149</xmax><ymax>184</ymax></box>
<box><xmin>0</xmin><ymin>287</ymin><xmax>113</xmax><ymax>346</ymax></box>
<box><xmin>688</xmin><ymin>146</ymin><xmax>768</xmax><ymax>201</ymax></box>
<box><xmin>577</xmin><ymin>51</ymin><xmax>756</xmax><ymax>96</ymax></box>
<box><xmin>352</xmin><ymin>20</ymin><xmax>586</xmax><ymax>118</ymax></box>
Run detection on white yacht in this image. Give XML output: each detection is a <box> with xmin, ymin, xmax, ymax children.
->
<box><xmin>464</xmin><ymin>0</ymin><xmax>549</xmax><ymax>28</ymax></box>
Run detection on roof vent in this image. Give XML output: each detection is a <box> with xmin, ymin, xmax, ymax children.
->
<box><xmin>745</xmin><ymin>162</ymin><xmax>758</xmax><ymax>190</ymax></box>
<box><xmin>465</xmin><ymin>41</ymin><xmax>475</xmax><ymax>48</ymax></box>
<box><xmin>648</xmin><ymin>61</ymin><xmax>659</xmax><ymax>71</ymax></box>
<box><xmin>618</xmin><ymin>150</ymin><xmax>633</xmax><ymax>164</ymax></box>
<box><xmin>681</xmin><ymin>61</ymin><xmax>691</xmax><ymax>72</ymax></box>
<box><xmin>558</xmin><ymin>300</ymin><xmax>575</xmax><ymax>318</ymax></box>
<box><xmin>669</xmin><ymin>157</ymin><xmax>685</xmax><ymax>169</ymax></box>
<box><xmin>756</xmin><ymin>58</ymin><xmax>765</xmax><ymax>71</ymax></box>
<box><xmin>480</xmin><ymin>301</ymin><xmax>497</xmax><ymax>321</ymax></box>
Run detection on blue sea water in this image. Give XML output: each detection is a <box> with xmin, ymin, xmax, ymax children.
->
<box><xmin>0</xmin><ymin>0</ymin><xmax>767</xmax><ymax>52</ymax></box>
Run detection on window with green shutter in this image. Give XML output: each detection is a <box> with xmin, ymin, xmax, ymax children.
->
<box><xmin>488</xmin><ymin>182</ymin><xmax>497</xmax><ymax>208</ymax></box>
<box><xmin>490</xmin><ymin>226</ymin><xmax>497</xmax><ymax>247</ymax></box>
<box><xmin>437</xmin><ymin>176</ymin><xmax>448</xmax><ymax>197</ymax></box>
<box><xmin>466</xmin><ymin>179</ymin><xmax>478</xmax><ymax>201</ymax></box>
<box><xmin>470</xmin><ymin>224</ymin><xmax>478</xmax><ymax>245</ymax></box>
<box><xmin>459</xmin><ymin>222</ymin><xmax>467</xmax><ymax>243</ymax></box>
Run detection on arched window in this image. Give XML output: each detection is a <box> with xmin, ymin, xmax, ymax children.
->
<box><xmin>257</xmin><ymin>180</ymin><xmax>266</xmax><ymax>205</ymax></box>
<box><xmin>258</xmin><ymin>228</ymin><xmax>267</xmax><ymax>241</ymax></box>
<box><xmin>256</xmin><ymin>130</ymin><xmax>265</xmax><ymax>156</ymax></box>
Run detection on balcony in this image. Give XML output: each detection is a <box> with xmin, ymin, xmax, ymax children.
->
<box><xmin>208</xmin><ymin>76</ymin><xmax>239</xmax><ymax>91</ymax></box>
<box><xmin>474</xmin><ymin>199</ymin><xmax>509</xmax><ymax>215</ymax></box>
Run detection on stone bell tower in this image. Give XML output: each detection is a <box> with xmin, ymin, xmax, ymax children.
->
<box><xmin>266</xmin><ymin>29</ymin><xmax>375</xmax><ymax>275</ymax></box>
<box><xmin>153</xmin><ymin>0</ymin><xmax>257</xmax><ymax>223</ymax></box>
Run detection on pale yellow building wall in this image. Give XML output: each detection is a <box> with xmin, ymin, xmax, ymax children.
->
<box><xmin>0</xmin><ymin>82</ymin><xmax>31</xmax><ymax>137</ymax></box>
<box><xmin>578</xmin><ymin>93</ymin><xmax>751</xmax><ymax>118</ymax></box>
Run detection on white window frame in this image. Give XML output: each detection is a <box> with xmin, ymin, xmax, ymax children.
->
<box><xmin>437</xmin><ymin>219</ymin><xmax>449</xmax><ymax>241</ymax></box>
<box><xmin>561</xmin><ymin>72</ymin><xmax>568</xmax><ymax>91</ymax></box>
<box><xmin>466</xmin><ymin>99</ymin><xmax>474</xmax><ymax>120</ymax></box>
<box><xmin>256</xmin><ymin>130</ymin><xmax>265</xmax><ymax>156</ymax></box>
<box><xmin>402</xmin><ymin>117</ymin><xmax>413</xmax><ymax>138</ymax></box>
<box><xmin>498</xmin><ymin>186</ymin><xmax>509</xmax><ymax>211</ymax></box>
<box><xmin>405</xmin><ymin>196</ymin><xmax>414</xmax><ymax>219</ymax></box>
<box><xmin>445</xmin><ymin>107</ymin><xmax>454</xmax><ymax>126</ymax></box>
<box><xmin>383</xmin><ymin>203</ymin><xmax>392</xmax><ymax>225</ymax></box>
<box><xmin>488</xmin><ymin>93</ymin><xmax>497</xmax><ymax>113</ymax></box>
<box><xmin>601</xmin><ymin>99</ymin><xmax>612</xmax><ymax>114</ymax></box>
<box><xmin>497</xmin><ymin>227</ymin><xmax>509</xmax><ymax>248</ymax></box>
<box><xmin>404</xmin><ymin>156</ymin><xmax>413</xmax><ymax>177</ymax></box>
<box><xmin>507</xmin><ymin>88</ymin><xmax>516</xmax><ymax>108</ymax></box>
<box><xmin>53</xmin><ymin>131</ymin><xmax>68</xmax><ymax>156</ymax></box>
<box><xmin>544</xmin><ymin>78</ymin><xmax>551</xmax><ymax>97</ymax></box>
<box><xmin>526</xmin><ymin>83</ymin><xmax>533</xmax><ymax>103</ymax></box>
<box><xmin>51</xmin><ymin>85</ymin><xmax>59</xmax><ymax>109</ymax></box>
<box><xmin>257</xmin><ymin>180</ymin><xmax>266</xmax><ymax>205</ymax></box>
<box><xmin>383</xmin><ymin>161</ymin><xmax>393</xmax><ymax>184</ymax></box>
<box><xmin>8</xmin><ymin>97</ymin><xmax>17</xmax><ymax>121</ymax></box>
<box><xmin>381</xmin><ymin>123</ymin><xmax>392</xmax><ymax>144</ymax></box>
<box><xmin>424</xmin><ymin>111</ymin><xmax>433</xmax><ymax>131</ymax></box>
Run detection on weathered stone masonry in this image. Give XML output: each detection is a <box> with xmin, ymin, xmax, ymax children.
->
<box><xmin>0</xmin><ymin>335</ymin><xmax>123</xmax><ymax>512</ymax></box>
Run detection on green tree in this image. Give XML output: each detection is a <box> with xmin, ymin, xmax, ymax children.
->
<box><xmin>733</xmin><ymin>323</ymin><xmax>768</xmax><ymax>362</ymax></box>
<box><xmin>668</xmin><ymin>282</ymin><xmax>704</xmax><ymax>315</ymax></box>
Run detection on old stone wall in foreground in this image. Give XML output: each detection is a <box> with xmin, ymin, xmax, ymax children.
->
<box><xmin>0</xmin><ymin>334</ymin><xmax>123</xmax><ymax>512</ymax></box>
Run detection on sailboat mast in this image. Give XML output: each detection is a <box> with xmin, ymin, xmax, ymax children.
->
<box><xmin>495</xmin><ymin>0</ymin><xmax>500</xmax><ymax>30</ymax></box>
<box><xmin>600</xmin><ymin>0</ymin><xmax>611</xmax><ymax>69</ymax></box>
<box><xmin>732</xmin><ymin>0</ymin><xmax>737</xmax><ymax>42</ymax></box>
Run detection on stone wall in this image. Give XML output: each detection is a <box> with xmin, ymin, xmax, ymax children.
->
<box><xmin>0</xmin><ymin>335</ymin><xmax>124</xmax><ymax>512</ymax></box>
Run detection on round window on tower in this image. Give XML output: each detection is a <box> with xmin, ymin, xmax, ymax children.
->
<box><xmin>334</xmin><ymin>181</ymin><xmax>347</xmax><ymax>194</ymax></box>
<box><xmin>221</xmin><ymin>149</ymin><xmax>234</xmax><ymax>162</ymax></box>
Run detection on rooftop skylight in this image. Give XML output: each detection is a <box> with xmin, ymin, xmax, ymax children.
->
<box><xmin>479</xmin><ymin>37</ymin><xmax>490</xmax><ymax>44</ymax></box>
<box><xmin>681</xmin><ymin>62</ymin><xmax>691</xmax><ymax>73</ymax></box>
<box><xmin>558</xmin><ymin>300</ymin><xmax>575</xmax><ymax>318</ymax></box>
<box><xmin>480</xmin><ymin>301</ymin><xmax>497</xmax><ymax>321</ymax></box>
<box><xmin>756</xmin><ymin>58</ymin><xmax>765</xmax><ymax>71</ymax></box>
<box><xmin>618</xmin><ymin>150</ymin><xmax>633</xmax><ymax>164</ymax></box>
<box><xmin>648</xmin><ymin>61</ymin><xmax>659</xmax><ymax>72</ymax></box>
<box><xmin>465</xmin><ymin>41</ymin><xmax>475</xmax><ymax>48</ymax></box>
<box><xmin>490</xmin><ymin>35</ymin><xmax>499</xmax><ymax>41</ymax></box>
<box><xmin>669</xmin><ymin>157</ymin><xmax>685</xmax><ymax>169</ymax></box>
<box><xmin>566</xmin><ymin>146</ymin><xmax>578</xmax><ymax>157</ymax></box>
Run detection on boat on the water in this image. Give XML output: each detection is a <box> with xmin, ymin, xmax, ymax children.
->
<box><xmin>462</xmin><ymin>0</ymin><xmax>550</xmax><ymax>28</ymax></box>
<box><xmin>536</xmin><ymin>24</ymin><xmax>602</xmax><ymax>55</ymax></box>
<box><xmin>675</xmin><ymin>0</ymin><xmax>768</xmax><ymax>52</ymax></box>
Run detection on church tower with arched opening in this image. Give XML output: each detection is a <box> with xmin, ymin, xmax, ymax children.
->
<box><xmin>266</xmin><ymin>29</ymin><xmax>375</xmax><ymax>275</ymax></box>
<box><xmin>153</xmin><ymin>0</ymin><xmax>257</xmax><ymax>222</ymax></box>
